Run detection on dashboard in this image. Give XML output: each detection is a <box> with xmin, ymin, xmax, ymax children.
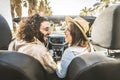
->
<box><xmin>47</xmin><ymin>33</ymin><xmax>68</xmax><ymax>61</ymax></box>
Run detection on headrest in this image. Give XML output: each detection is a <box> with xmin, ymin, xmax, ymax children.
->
<box><xmin>0</xmin><ymin>62</ymin><xmax>30</xmax><ymax>80</ymax></box>
<box><xmin>0</xmin><ymin>52</ymin><xmax>46</xmax><ymax>80</ymax></box>
<box><xmin>0</xmin><ymin>14</ymin><xmax>12</xmax><ymax>50</ymax></box>
<box><xmin>66</xmin><ymin>53</ymin><xmax>120</xmax><ymax>80</ymax></box>
<box><xmin>91</xmin><ymin>4</ymin><xmax>120</xmax><ymax>49</ymax></box>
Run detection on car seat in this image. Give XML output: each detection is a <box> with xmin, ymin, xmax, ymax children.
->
<box><xmin>0</xmin><ymin>14</ymin><xmax>12</xmax><ymax>50</ymax></box>
<box><xmin>0</xmin><ymin>52</ymin><xmax>46</xmax><ymax>80</ymax></box>
<box><xmin>65</xmin><ymin>4</ymin><xmax>120</xmax><ymax>80</ymax></box>
<box><xmin>65</xmin><ymin>53</ymin><xmax>120</xmax><ymax>80</ymax></box>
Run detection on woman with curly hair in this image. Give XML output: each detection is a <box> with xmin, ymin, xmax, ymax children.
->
<box><xmin>8</xmin><ymin>14</ymin><xmax>56</xmax><ymax>73</ymax></box>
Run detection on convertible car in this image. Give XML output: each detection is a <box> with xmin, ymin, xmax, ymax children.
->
<box><xmin>0</xmin><ymin>4</ymin><xmax>120</xmax><ymax>80</ymax></box>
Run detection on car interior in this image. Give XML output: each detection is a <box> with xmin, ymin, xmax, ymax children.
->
<box><xmin>0</xmin><ymin>4</ymin><xmax>120</xmax><ymax>80</ymax></box>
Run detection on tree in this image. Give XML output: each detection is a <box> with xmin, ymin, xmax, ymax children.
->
<box><xmin>27</xmin><ymin>0</ymin><xmax>38</xmax><ymax>15</ymax></box>
<box><xmin>80</xmin><ymin>0</ymin><xmax>120</xmax><ymax>16</ymax></box>
<box><xmin>10</xmin><ymin>0</ymin><xmax>22</xmax><ymax>33</ymax></box>
<box><xmin>10</xmin><ymin>0</ymin><xmax>52</xmax><ymax>33</ymax></box>
<box><xmin>80</xmin><ymin>7</ymin><xmax>94</xmax><ymax>16</ymax></box>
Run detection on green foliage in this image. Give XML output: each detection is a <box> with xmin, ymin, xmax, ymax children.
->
<box><xmin>80</xmin><ymin>0</ymin><xmax>120</xmax><ymax>16</ymax></box>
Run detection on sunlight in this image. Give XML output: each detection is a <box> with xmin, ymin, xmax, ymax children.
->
<box><xmin>49</xmin><ymin>0</ymin><xmax>99</xmax><ymax>15</ymax></box>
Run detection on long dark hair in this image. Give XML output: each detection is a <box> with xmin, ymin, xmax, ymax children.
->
<box><xmin>17</xmin><ymin>14</ymin><xmax>49</xmax><ymax>42</ymax></box>
<box><xmin>69</xmin><ymin>22</ymin><xmax>91</xmax><ymax>52</ymax></box>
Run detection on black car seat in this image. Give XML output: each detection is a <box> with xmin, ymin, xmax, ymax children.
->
<box><xmin>0</xmin><ymin>51</ymin><xmax>46</xmax><ymax>80</ymax></box>
<box><xmin>65</xmin><ymin>53</ymin><xmax>120</xmax><ymax>80</ymax></box>
<box><xmin>0</xmin><ymin>14</ymin><xmax>12</xmax><ymax>50</ymax></box>
<box><xmin>65</xmin><ymin>4</ymin><xmax>120</xmax><ymax>80</ymax></box>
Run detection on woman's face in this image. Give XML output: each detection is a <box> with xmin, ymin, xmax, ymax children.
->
<box><xmin>64</xmin><ymin>25</ymin><xmax>72</xmax><ymax>44</ymax></box>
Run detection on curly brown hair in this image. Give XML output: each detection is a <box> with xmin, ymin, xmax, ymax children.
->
<box><xmin>16</xmin><ymin>14</ymin><xmax>49</xmax><ymax>42</ymax></box>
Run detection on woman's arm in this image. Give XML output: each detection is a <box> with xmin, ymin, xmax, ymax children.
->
<box><xmin>56</xmin><ymin>49</ymin><xmax>75</xmax><ymax>78</ymax></box>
